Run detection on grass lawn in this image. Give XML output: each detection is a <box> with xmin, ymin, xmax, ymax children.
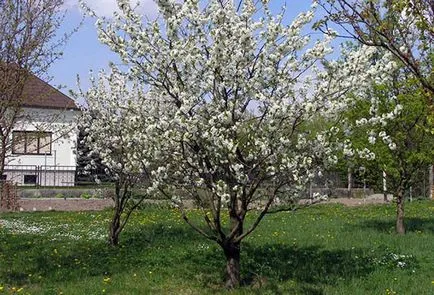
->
<box><xmin>1</xmin><ymin>200</ymin><xmax>433</xmax><ymax>294</ymax></box>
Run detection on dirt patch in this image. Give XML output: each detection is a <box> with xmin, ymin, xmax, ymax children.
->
<box><xmin>327</xmin><ymin>197</ymin><xmax>390</xmax><ymax>207</ymax></box>
<box><xmin>14</xmin><ymin>198</ymin><xmax>113</xmax><ymax>212</ymax></box>
<box><xmin>1</xmin><ymin>195</ymin><xmax>392</xmax><ymax>213</ymax></box>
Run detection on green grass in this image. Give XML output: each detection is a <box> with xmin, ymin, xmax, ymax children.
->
<box><xmin>1</xmin><ymin>201</ymin><xmax>434</xmax><ymax>294</ymax></box>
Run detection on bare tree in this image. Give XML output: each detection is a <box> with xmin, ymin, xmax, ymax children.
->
<box><xmin>316</xmin><ymin>0</ymin><xmax>434</xmax><ymax>97</ymax></box>
<box><xmin>0</xmin><ymin>0</ymin><xmax>78</xmax><ymax>183</ymax></box>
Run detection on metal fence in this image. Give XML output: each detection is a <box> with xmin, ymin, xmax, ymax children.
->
<box><xmin>316</xmin><ymin>166</ymin><xmax>433</xmax><ymax>199</ymax></box>
<box><xmin>4</xmin><ymin>165</ymin><xmax>76</xmax><ymax>187</ymax></box>
<box><xmin>6</xmin><ymin>163</ymin><xmax>430</xmax><ymax>196</ymax></box>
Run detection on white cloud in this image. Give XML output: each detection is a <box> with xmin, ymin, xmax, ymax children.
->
<box><xmin>64</xmin><ymin>0</ymin><xmax>159</xmax><ymax>18</ymax></box>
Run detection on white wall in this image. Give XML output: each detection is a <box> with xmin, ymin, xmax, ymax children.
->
<box><xmin>6</xmin><ymin>107</ymin><xmax>80</xmax><ymax>168</ymax></box>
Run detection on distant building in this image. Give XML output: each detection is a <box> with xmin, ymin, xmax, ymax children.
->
<box><xmin>4</xmin><ymin>73</ymin><xmax>79</xmax><ymax>186</ymax></box>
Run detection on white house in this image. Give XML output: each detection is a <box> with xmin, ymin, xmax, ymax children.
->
<box><xmin>4</xmin><ymin>73</ymin><xmax>79</xmax><ymax>186</ymax></box>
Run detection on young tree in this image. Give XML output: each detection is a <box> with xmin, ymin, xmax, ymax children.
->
<box><xmin>0</xmin><ymin>0</ymin><xmax>77</xmax><ymax>181</ymax></box>
<box><xmin>84</xmin><ymin>0</ymin><xmax>395</xmax><ymax>287</ymax></box>
<box><xmin>339</xmin><ymin>74</ymin><xmax>433</xmax><ymax>234</ymax></box>
<box><xmin>316</xmin><ymin>1</ymin><xmax>434</xmax><ymax>234</ymax></box>
<box><xmin>80</xmin><ymin>67</ymin><xmax>158</xmax><ymax>246</ymax></box>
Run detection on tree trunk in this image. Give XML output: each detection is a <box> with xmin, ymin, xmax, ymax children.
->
<box><xmin>396</xmin><ymin>185</ymin><xmax>405</xmax><ymax>235</ymax></box>
<box><xmin>223</xmin><ymin>241</ymin><xmax>241</xmax><ymax>289</ymax></box>
<box><xmin>109</xmin><ymin>209</ymin><xmax>121</xmax><ymax>246</ymax></box>
<box><xmin>0</xmin><ymin>139</ymin><xmax>7</xmax><ymax>206</ymax></box>
<box><xmin>222</xmin><ymin>200</ymin><xmax>243</xmax><ymax>289</ymax></box>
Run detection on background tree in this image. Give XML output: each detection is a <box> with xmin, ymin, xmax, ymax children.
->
<box><xmin>339</xmin><ymin>74</ymin><xmax>433</xmax><ymax>234</ymax></box>
<box><xmin>84</xmin><ymin>0</ymin><xmax>396</xmax><ymax>288</ymax></box>
<box><xmin>0</xmin><ymin>0</ymin><xmax>77</xmax><ymax>182</ymax></box>
<box><xmin>327</xmin><ymin>42</ymin><xmax>433</xmax><ymax>233</ymax></box>
<box><xmin>75</xmin><ymin>119</ymin><xmax>111</xmax><ymax>185</ymax></box>
<box><xmin>316</xmin><ymin>1</ymin><xmax>434</xmax><ymax>233</ymax></box>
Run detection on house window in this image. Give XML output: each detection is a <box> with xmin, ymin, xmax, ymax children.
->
<box><xmin>12</xmin><ymin>131</ymin><xmax>52</xmax><ymax>155</ymax></box>
<box><xmin>24</xmin><ymin>175</ymin><xmax>37</xmax><ymax>184</ymax></box>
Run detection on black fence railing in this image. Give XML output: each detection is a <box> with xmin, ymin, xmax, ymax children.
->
<box><xmin>4</xmin><ymin>165</ymin><xmax>76</xmax><ymax>187</ymax></box>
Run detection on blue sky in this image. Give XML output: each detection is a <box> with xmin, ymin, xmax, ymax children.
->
<box><xmin>48</xmin><ymin>1</ymin><xmax>315</xmax><ymax>98</ymax></box>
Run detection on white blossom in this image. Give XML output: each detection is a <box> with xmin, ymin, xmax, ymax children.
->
<box><xmin>81</xmin><ymin>0</ymin><xmax>399</xmax><ymax>245</ymax></box>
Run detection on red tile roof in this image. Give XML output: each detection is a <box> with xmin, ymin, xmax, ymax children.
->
<box><xmin>20</xmin><ymin>74</ymin><xmax>78</xmax><ymax>110</ymax></box>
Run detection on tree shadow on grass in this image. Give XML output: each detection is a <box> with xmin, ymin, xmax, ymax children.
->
<box><xmin>356</xmin><ymin>217</ymin><xmax>434</xmax><ymax>234</ymax></box>
<box><xmin>197</xmin><ymin>243</ymin><xmax>378</xmax><ymax>294</ymax></box>
<box><xmin>0</xmin><ymin>223</ymin><xmax>208</xmax><ymax>285</ymax></box>
<box><xmin>242</xmin><ymin>243</ymin><xmax>374</xmax><ymax>284</ymax></box>
<box><xmin>2</xmin><ymin>223</ymin><xmax>381</xmax><ymax>293</ymax></box>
